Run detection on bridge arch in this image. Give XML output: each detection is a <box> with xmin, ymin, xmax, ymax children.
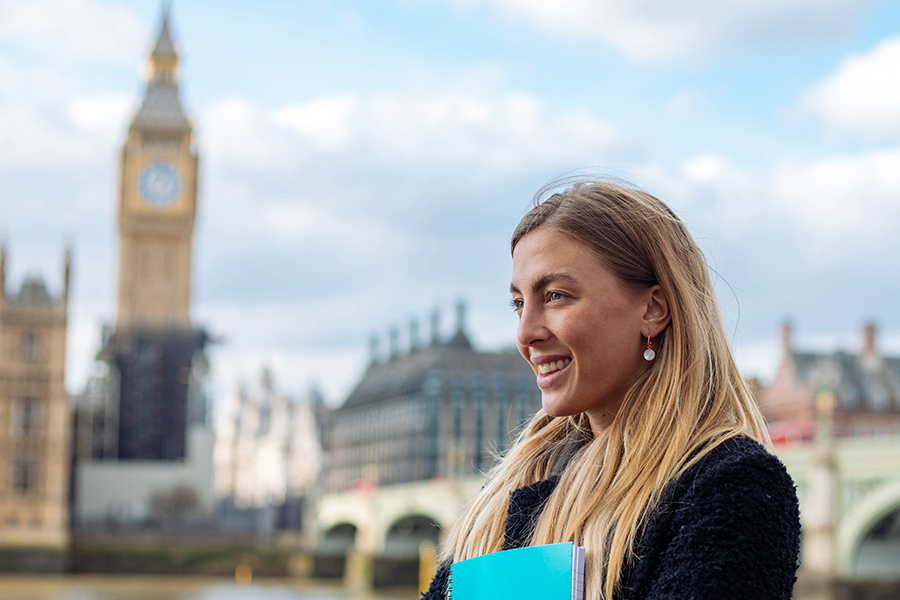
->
<box><xmin>383</xmin><ymin>514</ymin><xmax>443</xmax><ymax>557</ymax></box>
<box><xmin>317</xmin><ymin>497</ymin><xmax>368</xmax><ymax>547</ymax></box>
<box><xmin>321</xmin><ymin>522</ymin><xmax>358</xmax><ymax>554</ymax></box>
<box><xmin>836</xmin><ymin>479</ymin><xmax>900</xmax><ymax>578</ymax></box>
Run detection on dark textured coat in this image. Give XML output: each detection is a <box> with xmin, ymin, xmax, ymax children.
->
<box><xmin>423</xmin><ymin>436</ymin><xmax>801</xmax><ymax>600</ymax></box>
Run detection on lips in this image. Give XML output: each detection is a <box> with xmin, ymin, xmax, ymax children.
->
<box><xmin>533</xmin><ymin>357</ymin><xmax>572</xmax><ymax>389</ymax></box>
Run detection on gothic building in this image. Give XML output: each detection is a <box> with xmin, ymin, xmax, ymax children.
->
<box><xmin>72</xmin><ymin>11</ymin><xmax>214</xmax><ymax>525</ymax></box>
<box><xmin>0</xmin><ymin>246</ymin><xmax>71</xmax><ymax>568</ymax></box>
<box><xmin>322</xmin><ymin>303</ymin><xmax>541</xmax><ymax>493</ymax></box>
<box><xmin>760</xmin><ymin>322</ymin><xmax>900</xmax><ymax>443</ymax></box>
<box><xmin>214</xmin><ymin>369</ymin><xmax>324</xmax><ymax>531</ymax></box>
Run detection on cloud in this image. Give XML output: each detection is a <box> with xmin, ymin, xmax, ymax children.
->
<box><xmin>69</xmin><ymin>93</ymin><xmax>133</xmax><ymax>135</ymax></box>
<box><xmin>451</xmin><ymin>0</ymin><xmax>877</xmax><ymax>63</ymax></box>
<box><xmin>0</xmin><ymin>0</ymin><xmax>144</xmax><ymax>64</ymax></box>
<box><xmin>805</xmin><ymin>37</ymin><xmax>900</xmax><ymax>138</ymax></box>
<box><xmin>0</xmin><ymin>0</ymin><xmax>145</xmax><ymax>169</ymax></box>
<box><xmin>272</xmin><ymin>95</ymin><xmax>359</xmax><ymax>149</ymax></box>
<box><xmin>203</xmin><ymin>87</ymin><xmax>618</xmax><ymax>178</ymax></box>
<box><xmin>772</xmin><ymin>147</ymin><xmax>900</xmax><ymax>243</ymax></box>
<box><xmin>181</xmin><ymin>83</ymin><xmax>628</xmax><ymax>403</ymax></box>
<box><xmin>0</xmin><ymin>107</ymin><xmax>95</xmax><ymax>166</ymax></box>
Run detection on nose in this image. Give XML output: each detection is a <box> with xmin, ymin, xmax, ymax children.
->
<box><xmin>516</xmin><ymin>303</ymin><xmax>549</xmax><ymax>349</ymax></box>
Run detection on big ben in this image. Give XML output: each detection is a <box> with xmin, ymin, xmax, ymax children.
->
<box><xmin>99</xmin><ymin>12</ymin><xmax>208</xmax><ymax>461</ymax></box>
<box><xmin>117</xmin><ymin>14</ymin><xmax>197</xmax><ymax>331</ymax></box>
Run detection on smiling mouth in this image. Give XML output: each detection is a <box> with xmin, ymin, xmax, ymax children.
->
<box><xmin>537</xmin><ymin>358</ymin><xmax>571</xmax><ymax>375</ymax></box>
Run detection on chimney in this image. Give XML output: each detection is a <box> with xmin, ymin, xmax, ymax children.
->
<box><xmin>389</xmin><ymin>325</ymin><xmax>400</xmax><ymax>357</ymax></box>
<box><xmin>781</xmin><ymin>321</ymin><xmax>793</xmax><ymax>355</ymax></box>
<box><xmin>456</xmin><ymin>299</ymin><xmax>467</xmax><ymax>335</ymax></box>
<box><xmin>63</xmin><ymin>246</ymin><xmax>72</xmax><ymax>306</ymax></box>
<box><xmin>862</xmin><ymin>322</ymin><xmax>877</xmax><ymax>356</ymax></box>
<box><xmin>409</xmin><ymin>318</ymin><xmax>420</xmax><ymax>351</ymax></box>
<box><xmin>0</xmin><ymin>244</ymin><xmax>5</xmax><ymax>298</ymax></box>
<box><xmin>430</xmin><ymin>308</ymin><xmax>440</xmax><ymax>345</ymax></box>
<box><xmin>369</xmin><ymin>333</ymin><xmax>379</xmax><ymax>364</ymax></box>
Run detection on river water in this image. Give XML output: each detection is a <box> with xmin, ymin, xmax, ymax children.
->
<box><xmin>0</xmin><ymin>576</ymin><xmax>418</xmax><ymax>600</ymax></box>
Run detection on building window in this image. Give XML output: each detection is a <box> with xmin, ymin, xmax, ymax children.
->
<box><xmin>21</xmin><ymin>333</ymin><xmax>41</xmax><ymax>364</ymax></box>
<box><xmin>11</xmin><ymin>398</ymin><xmax>43</xmax><ymax>438</ymax></box>
<box><xmin>12</xmin><ymin>460</ymin><xmax>39</xmax><ymax>496</ymax></box>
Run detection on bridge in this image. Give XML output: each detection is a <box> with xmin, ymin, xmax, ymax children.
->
<box><xmin>314</xmin><ymin>435</ymin><xmax>900</xmax><ymax>588</ymax></box>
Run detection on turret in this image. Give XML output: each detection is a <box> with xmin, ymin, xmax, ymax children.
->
<box><xmin>149</xmin><ymin>9</ymin><xmax>178</xmax><ymax>85</ymax></box>
<box><xmin>862</xmin><ymin>321</ymin><xmax>877</xmax><ymax>356</ymax></box>
<box><xmin>63</xmin><ymin>246</ymin><xmax>72</xmax><ymax>307</ymax></box>
<box><xmin>430</xmin><ymin>308</ymin><xmax>440</xmax><ymax>345</ymax></box>
<box><xmin>0</xmin><ymin>243</ymin><xmax>6</xmax><ymax>299</ymax></box>
<box><xmin>409</xmin><ymin>317</ymin><xmax>420</xmax><ymax>352</ymax></box>
<box><xmin>781</xmin><ymin>321</ymin><xmax>792</xmax><ymax>355</ymax></box>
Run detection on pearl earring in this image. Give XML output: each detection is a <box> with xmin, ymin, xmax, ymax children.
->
<box><xmin>643</xmin><ymin>336</ymin><xmax>656</xmax><ymax>361</ymax></box>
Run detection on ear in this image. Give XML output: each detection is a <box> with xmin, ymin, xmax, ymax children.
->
<box><xmin>641</xmin><ymin>285</ymin><xmax>671</xmax><ymax>338</ymax></box>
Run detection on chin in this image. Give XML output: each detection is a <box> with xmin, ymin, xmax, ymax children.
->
<box><xmin>541</xmin><ymin>398</ymin><xmax>577</xmax><ymax>418</ymax></box>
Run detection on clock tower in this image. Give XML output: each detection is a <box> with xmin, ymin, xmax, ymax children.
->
<box><xmin>117</xmin><ymin>12</ymin><xmax>197</xmax><ymax>332</ymax></box>
<box><xmin>95</xmin><ymin>11</ymin><xmax>208</xmax><ymax>462</ymax></box>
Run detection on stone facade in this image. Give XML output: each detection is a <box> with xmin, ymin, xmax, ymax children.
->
<box><xmin>0</xmin><ymin>247</ymin><xmax>70</xmax><ymax>555</ymax></box>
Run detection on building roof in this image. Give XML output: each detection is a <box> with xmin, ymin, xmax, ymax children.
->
<box><xmin>152</xmin><ymin>13</ymin><xmax>177</xmax><ymax>58</ymax></box>
<box><xmin>789</xmin><ymin>349</ymin><xmax>900</xmax><ymax>411</ymax></box>
<box><xmin>132</xmin><ymin>12</ymin><xmax>190</xmax><ymax>132</ymax></box>
<box><xmin>341</xmin><ymin>331</ymin><xmax>533</xmax><ymax>410</ymax></box>
<box><xmin>133</xmin><ymin>85</ymin><xmax>190</xmax><ymax>131</ymax></box>
<box><xmin>13</xmin><ymin>276</ymin><xmax>52</xmax><ymax>304</ymax></box>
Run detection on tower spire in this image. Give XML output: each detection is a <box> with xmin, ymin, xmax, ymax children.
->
<box><xmin>132</xmin><ymin>3</ymin><xmax>189</xmax><ymax>131</ymax></box>
<box><xmin>148</xmin><ymin>5</ymin><xmax>178</xmax><ymax>85</ymax></box>
<box><xmin>152</xmin><ymin>6</ymin><xmax>177</xmax><ymax>60</ymax></box>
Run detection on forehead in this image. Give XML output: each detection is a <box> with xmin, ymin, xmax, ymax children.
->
<box><xmin>511</xmin><ymin>229</ymin><xmax>613</xmax><ymax>285</ymax></box>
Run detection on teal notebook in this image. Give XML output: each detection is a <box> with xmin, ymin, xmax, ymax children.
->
<box><xmin>448</xmin><ymin>541</ymin><xmax>586</xmax><ymax>600</ymax></box>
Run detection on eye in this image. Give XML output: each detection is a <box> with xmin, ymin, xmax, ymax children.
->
<box><xmin>548</xmin><ymin>291</ymin><xmax>565</xmax><ymax>303</ymax></box>
<box><xmin>509</xmin><ymin>298</ymin><xmax>524</xmax><ymax>312</ymax></box>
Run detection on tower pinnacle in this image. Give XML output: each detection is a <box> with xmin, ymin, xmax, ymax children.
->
<box><xmin>133</xmin><ymin>5</ymin><xmax>189</xmax><ymax>131</ymax></box>
<box><xmin>152</xmin><ymin>7</ymin><xmax>177</xmax><ymax>59</ymax></box>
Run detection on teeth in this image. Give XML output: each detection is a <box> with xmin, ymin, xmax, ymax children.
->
<box><xmin>537</xmin><ymin>358</ymin><xmax>571</xmax><ymax>374</ymax></box>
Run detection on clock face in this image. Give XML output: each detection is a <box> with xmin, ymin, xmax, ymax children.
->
<box><xmin>139</xmin><ymin>162</ymin><xmax>182</xmax><ymax>206</ymax></box>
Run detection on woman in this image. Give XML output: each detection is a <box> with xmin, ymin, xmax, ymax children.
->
<box><xmin>423</xmin><ymin>180</ymin><xmax>800</xmax><ymax>600</ymax></box>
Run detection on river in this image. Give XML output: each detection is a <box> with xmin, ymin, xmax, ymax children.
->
<box><xmin>0</xmin><ymin>576</ymin><xmax>419</xmax><ymax>600</ymax></box>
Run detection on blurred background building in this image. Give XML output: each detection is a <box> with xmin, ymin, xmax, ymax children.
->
<box><xmin>760</xmin><ymin>322</ymin><xmax>900</xmax><ymax>589</ymax></box>
<box><xmin>762</xmin><ymin>322</ymin><xmax>900</xmax><ymax>441</ymax></box>
<box><xmin>323</xmin><ymin>302</ymin><xmax>538</xmax><ymax>492</ymax></box>
<box><xmin>71</xmin><ymin>13</ymin><xmax>214</xmax><ymax>528</ymax></box>
<box><xmin>214</xmin><ymin>368</ymin><xmax>324</xmax><ymax>536</ymax></box>
<box><xmin>0</xmin><ymin>247</ymin><xmax>71</xmax><ymax>570</ymax></box>
<box><xmin>313</xmin><ymin>303</ymin><xmax>541</xmax><ymax>587</ymax></box>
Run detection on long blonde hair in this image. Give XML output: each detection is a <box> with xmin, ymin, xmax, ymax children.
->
<box><xmin>442</xmin><ymin>180</ymin><xmax>769</xmax><ymax>600</ymax></box>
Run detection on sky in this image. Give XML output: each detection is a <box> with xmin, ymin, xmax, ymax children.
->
<box><xmin>2</xmin><ymin>0</ymin><xmax>900</xmax><ymax>412</ymax></box>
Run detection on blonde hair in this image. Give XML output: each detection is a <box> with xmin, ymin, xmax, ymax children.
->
<box><xmin>441</xmin><ymin>180</ymin><xmax>769</xmax><ymax>600</ymax></box>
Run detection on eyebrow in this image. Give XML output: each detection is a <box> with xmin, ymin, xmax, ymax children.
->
<box><xmin>510</xmin><ymin>272</ymin><xmax>579</xmax><ymax>295</ymax></box>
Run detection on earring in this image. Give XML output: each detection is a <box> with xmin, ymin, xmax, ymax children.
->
<box><xmin>643</xmin><ymin>336</ymin><xmax>656</xmax><ymax>361</ymax></box>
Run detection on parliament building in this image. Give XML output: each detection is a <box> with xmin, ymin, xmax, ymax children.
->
<box><xmin>0</xmin><ymin>248</ymin><xmax>71</xmax><ymax>569</ymax></box>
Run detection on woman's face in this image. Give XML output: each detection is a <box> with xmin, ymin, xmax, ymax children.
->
<box><xmin>510</xmin><ymin>228</ymin><xmax>654</xmax><ymax>433</ymax></box>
